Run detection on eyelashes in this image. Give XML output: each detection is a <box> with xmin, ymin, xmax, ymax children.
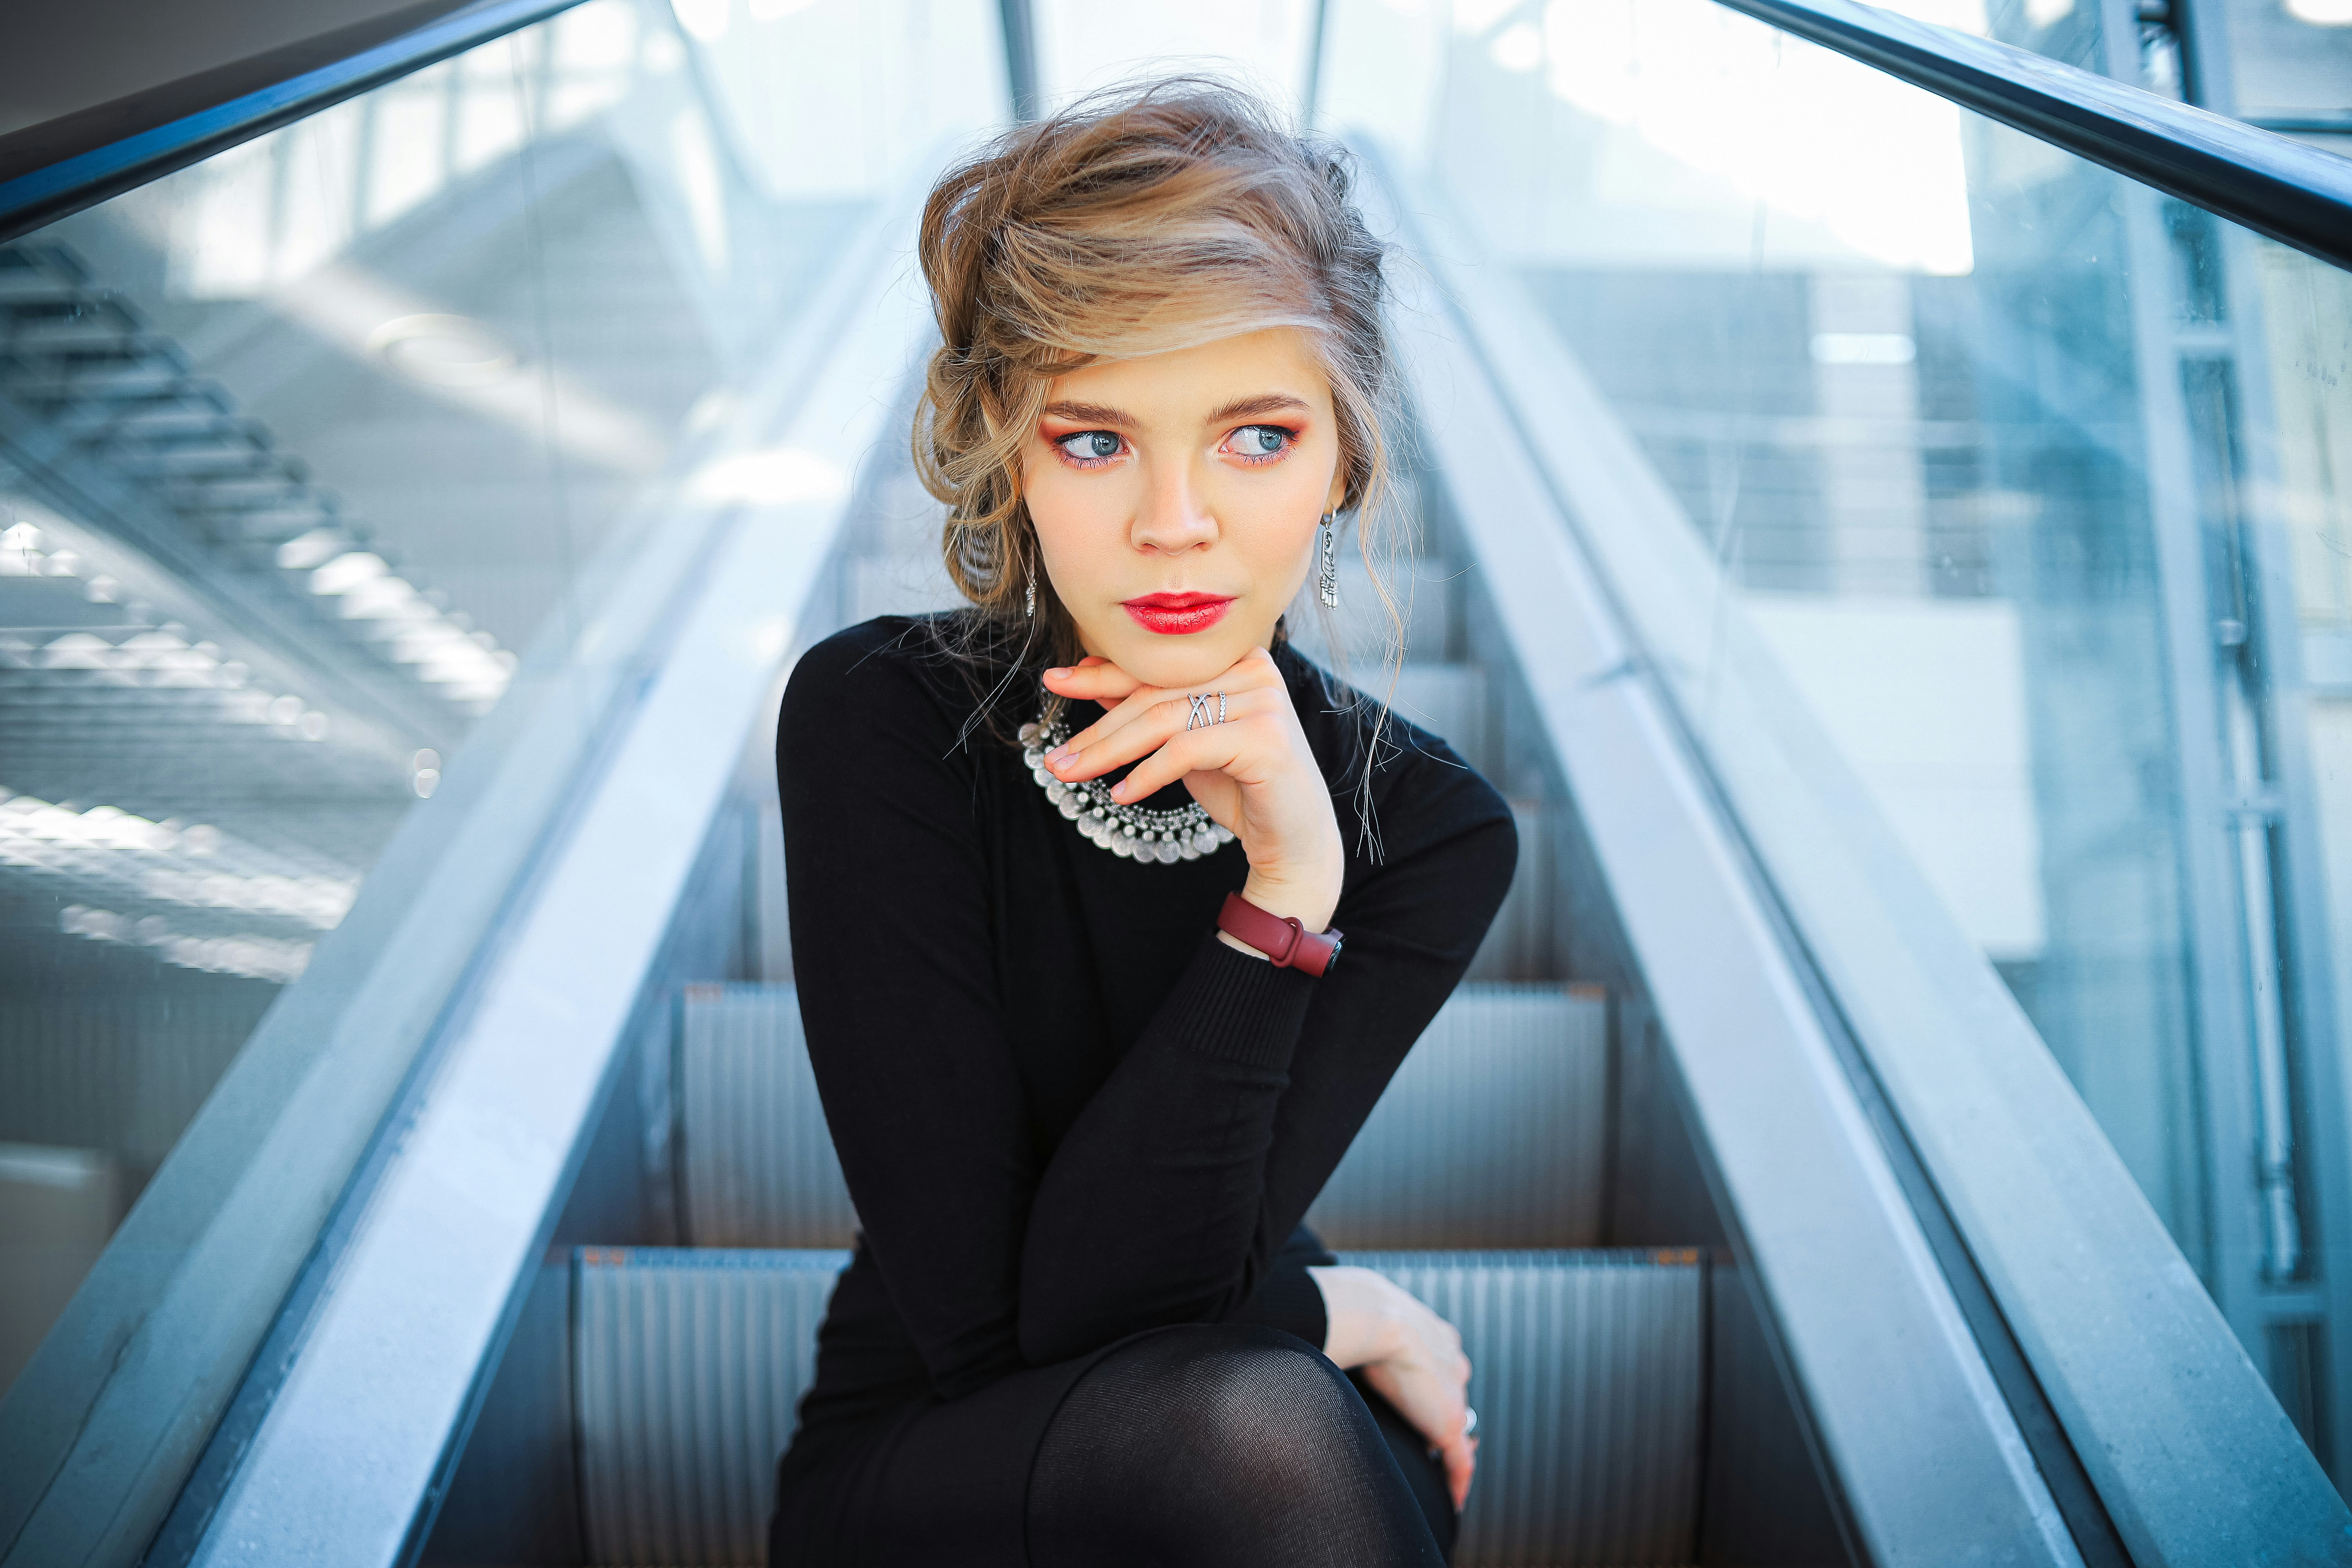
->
<box><xmin>1045</xmin><ymin>425</ymin><xmax>1301</xmax><ymax>470</ymax></box>
<box><xmin>1222</xmin><ymin>425</ymin><xmax>1296</xmax><ymax>465</ymax></box>
<box><xmin>1053</xmin><ymin>430</ymin><xmax>1123</xmax><ymax>466</ymax></box>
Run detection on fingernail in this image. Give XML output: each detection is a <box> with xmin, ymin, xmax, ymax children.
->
<box><xmin>1045</xmin><ymin>667</ymin><xmax>1065</xmax><ymax>677</ymax></box>
<box><xmin>1045</xmin><ymin>745</ymin><xmax>1070</xmax><ymax>765</ymax></box>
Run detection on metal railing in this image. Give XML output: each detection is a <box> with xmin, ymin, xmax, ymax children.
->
<box><xmin>0</xmin><ymin>0</ymin><xmax>582</xmax><ymax>246</ymax></box>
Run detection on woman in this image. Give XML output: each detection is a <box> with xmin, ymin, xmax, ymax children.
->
<box><xmin>771</xmin><ymin>81</ymin><xmax>1517</xmax><ymax>1567</ymax></box>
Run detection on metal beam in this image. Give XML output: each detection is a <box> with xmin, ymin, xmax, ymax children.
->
<box><xmin>1301</xmin><ymin>0</ymin><xmax>1332</xmax><ymax>131</ymax></box>
<box><xmin>996</xmin><ymin>0</ymin><xmax>1041</xmax><ymax>123</ymax></box>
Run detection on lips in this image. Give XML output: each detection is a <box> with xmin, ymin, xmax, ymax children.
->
<box><xmin>1122</xmin><ymin>593</ymin><xmax>1235</xmax><ymax>635</ymax></box>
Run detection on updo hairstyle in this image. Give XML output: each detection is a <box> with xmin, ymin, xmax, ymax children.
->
<box><xmin>913</xmin><ymin>78</ymin><xmax>1403</xmax><ymax>680</ymax></box>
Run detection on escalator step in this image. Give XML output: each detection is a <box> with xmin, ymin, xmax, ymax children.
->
<box><xmin>570</xmin><ymin>1246</ymin><xmax>1701</xmax><ymax>1568</ymax></box>
<box><xmin>1307</xmin><ymin>984</ymin><xmax>1607</xmax><ymax>1249</ymax></box>
<box><xmin>677</xmin><ymin>987</ymin><xmax>858</xmax><ymax>1247</ymax></box>
<box><xmin>677</xmin><ymin>984</ymin><xmax>1609</xmax><ymax>1252</ymax></box>
<box><xmin>1339</xmin><ymin>1249</ymin><xmax>1704</xmax><ymax>1568</ymax></box>
<box><xmin>574</xmin><ymin>1247</ymin><xmax>848</xmax><ymax>1568</ymax></box>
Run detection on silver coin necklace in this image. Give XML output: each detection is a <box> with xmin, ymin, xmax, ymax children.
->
<box><xmin>1019</xmin><ymin>702</ymin><xmax>1236</xmax><ymax>864</ymax></box>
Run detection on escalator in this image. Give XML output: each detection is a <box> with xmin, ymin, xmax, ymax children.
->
<box><xmin>2</xmin><ymin>3</ymin><xmax>2350</xmax><ymax>1567</ymax></box>
<box><xmin>514</xmin><ymin>472</ymin><xmax>1784</xmax><ymax>1567</ymax></box>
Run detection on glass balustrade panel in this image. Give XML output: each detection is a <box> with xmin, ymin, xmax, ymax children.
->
<box><xmin>0</xmin><ymin>0</ymin><xmax>999</xmax><ymax>1417</ymax></box>
<box><xmin>1321</xmin><ymin>0</ymin><xmax>2352</xmax><ymax>1477</ymax></box>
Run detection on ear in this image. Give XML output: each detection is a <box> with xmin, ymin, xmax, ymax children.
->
<box><xmin>1325</xmin><ymin>463</ymin><xmax>1348</xmax><ymax>516</ymax></box>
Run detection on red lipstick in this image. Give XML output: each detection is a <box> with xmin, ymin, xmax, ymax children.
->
<box><xmin>1122</xmin><ymin>592</ymin><xmax>1235</xmax><ymax>635</ymax></box>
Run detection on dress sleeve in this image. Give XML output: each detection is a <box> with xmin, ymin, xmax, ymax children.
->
<box><xmin>1014</xmin><ymin>728</ymin><xmax>1518</xmax><ymax>1363</ymax></box>
<box><xmin>778</xmin><ymin>629</ymin><xmax>1040</xmax><ymax>1399</ymax></box>
<box><xmin>1224</xmin><ymin>1226</ymin><xmax>1340</xmax><ymax>1348</ymax></box>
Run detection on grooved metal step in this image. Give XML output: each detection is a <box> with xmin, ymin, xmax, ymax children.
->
<box><xmin>1307</xmin><ymin>984</ymin><xmax>1608</xmax><ymax>1249</ymax></box>
<box><xmin>676</xmin><ymin>983</ymin><xmax>1608</xmax><ymax>1251</ymax></box>
<box><xmin>571</xmin><ymin>1246</ymin><xmax>1703</xmax><ymax>1568</ymax></box>
<box><xmin>677</xmin><ymin>986</ymin><xmax>857</xmax><ymax>1247</ymax></box>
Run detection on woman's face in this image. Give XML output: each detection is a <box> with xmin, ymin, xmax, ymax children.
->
<box><xmin>1020</xmin><ymin>327</ymin><xmax>1348</xmax><ymax>690</ymax></box>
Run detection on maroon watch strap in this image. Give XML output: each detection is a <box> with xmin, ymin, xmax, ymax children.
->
<box><xmin>1217</xmin><ymin>891</ymin><xmax>1343</xmax><ymax>978</ymax></box>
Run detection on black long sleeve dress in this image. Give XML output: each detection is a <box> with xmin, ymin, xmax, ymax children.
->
<box><xmin>769</xmin><ymin>615</ymin><xmax>1517</xmax><ymax>1566</ymax></box>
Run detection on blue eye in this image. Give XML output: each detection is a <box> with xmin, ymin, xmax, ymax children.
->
<box><xmin>1230</xmin><ymin>425</ymin><xmax>1291</xmax><ymax>457</ymax></box>
<box><xmin>1056</xmin><ymin>431</ymin><xmax>1120</xmax><ymax>461</ymax></box>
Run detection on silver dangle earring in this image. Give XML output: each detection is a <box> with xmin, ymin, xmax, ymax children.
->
<box><xmin>1317</xmin><ymin>513</ymin><xmax>1340</xmax><ymax>610</ymax></box>
<box><xmin>1025</xmin><ymin>568</ymin><xmax>1036</xmax><ymax>619</ymax></box>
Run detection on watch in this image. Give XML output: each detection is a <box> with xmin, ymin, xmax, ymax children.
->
<box><xmin>1217</xmin><ymin>891</ymin><xmax>1344</xmax><ymax>977</ymax></box>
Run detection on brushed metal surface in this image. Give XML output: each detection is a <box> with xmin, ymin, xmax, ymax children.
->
<box><xmin>1343</xmin><ymin>1250</ymin><xmax>1704</xmax><ymax>1568</ymax></box>
<box><xmin>678</xmin><ymin>988</ymin><xmax>857</xmax><ymax>1247</ymax></box>
<box><xmin>682</xmin><ymin>984</ymin><xmax>1604</xmax><ymax>1254</ymax></box>
<box><xmin>574</xmin><ymin>1247</ymin><xmax>848</xmax><ymax>1568</ymax></box>
<box><xmin>1308</xmin><ymin>986</ymin><xmax>1608</xmax><ymax>1250</ymax></box>
<box><xmin>573</xmin><ymin>1247</ymin><xmax>1697</xmax><ymax>1568</ymax></box>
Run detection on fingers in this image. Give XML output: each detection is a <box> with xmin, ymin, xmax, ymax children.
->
<box><xmin>1051</xmin><ymin>646</ymin><xmax>1282</xmax><ymax>755</ymax></box>
<box><xmin>1039</xmin><ymin>657</ymin><xmax>1135</xmax><ymax>710</ymax></box>
<box><xmin>1097</xmin><ymin>710</ymin><xmax>1267</xmax><ymax>803</ymax></box>
<box><xmin>1443</xmin><ymin>1433</ymin><xmax>1477</xmax><ymax>1512</ymax></box>
<box><xmin>1044</xmin><ymin>686</ymin><xmax>1277</xmax><ymax>792</ymax></box>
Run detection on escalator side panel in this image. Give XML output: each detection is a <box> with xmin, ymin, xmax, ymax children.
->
<box><xmin>1365</xmin><ymin>163</ymin><xmax>2084</xmax><ymax>1567</ymax></box>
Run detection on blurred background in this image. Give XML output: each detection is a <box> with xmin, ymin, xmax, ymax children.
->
<box><xmin>2</xmin><ymin>2</ymin><xmax>2350</xmax><ymax>1564</ymax></box>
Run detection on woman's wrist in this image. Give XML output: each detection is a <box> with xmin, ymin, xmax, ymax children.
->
<box><xmin>1218</xmin><ymin>871</ymin><xmax>1340</xmax><ymax>964</ymax></box>
<box><xmin>1307</xmin><ymin>1265</ymin><xmax>1408</xmax><ymax>1368</ymax></box>
<box><xmin>1238</xmin><ymin>867</ymin><xmax>1339</xmax><ymax>935</ymax></box>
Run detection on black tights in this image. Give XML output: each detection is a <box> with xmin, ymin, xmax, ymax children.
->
<box><xmin>1028</xmin><ymin>1325</ymin><xmax>1453</xmax><ymax>1566</ymax></box>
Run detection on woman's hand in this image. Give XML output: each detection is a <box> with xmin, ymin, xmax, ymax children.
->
<box><xmin>1040</xmin><ymin>649</ymin><xmax>1344</xmax><ymax>934</ymax></box>
<box><xmin>1308</xmin><ymin>1264</ymin><xmax>1477</xmax><ymax>1510</ymax></box>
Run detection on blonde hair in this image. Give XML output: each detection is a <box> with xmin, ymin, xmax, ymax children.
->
<box><xmin>911</xmin><ymin>78</ymin><xmax>1406</xmax><ymax>719</ymax></box>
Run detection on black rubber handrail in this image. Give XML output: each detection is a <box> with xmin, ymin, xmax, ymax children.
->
<box><xmin>1713</xmin><ymin>0</ymin><xmax>2352</xmax><ymax>270</ymax></box>
<box><xmin>0</xmin><ymin>0</ymin><xmax>584</xmax><ymax>248</ymax></box>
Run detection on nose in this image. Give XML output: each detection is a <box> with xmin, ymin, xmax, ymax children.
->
<box><xmin>1130</xmin><ymin>456</ymin><xmax>1216</xmax><ymax>556</ymax></box>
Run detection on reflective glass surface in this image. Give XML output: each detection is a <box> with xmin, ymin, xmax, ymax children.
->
<box><xmin>1324</xmin><ymin>0</ymin><xmax>2352</xmax><ymax>1470</ymax></box>
<box><xmin>1028</xmin><ymin>0</ymin><xmax>1323</xmax><ymax>114</ymax></box>
<box><xmin>0</xmin><ymin>0</ymin><xmax>993</xmax><ymax>1428</ymax></box>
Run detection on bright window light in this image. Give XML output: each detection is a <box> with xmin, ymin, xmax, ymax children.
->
<box><xmin>672</xmin><ymin>0</ymin><xmax>733</xmax><ymax>43</ymax></box>
<box><xmin>1490</xmin><ymin>22</ymin><xmax>1543</xmax><ymax>71</ymax></box>
<box><xmin>691</xmin><ymin>448</ymin><xmax>848</xmax><ymax>506</ymax></box>
<box><xmin>1811</xmin><ymin>332</ymin><xmax>1919</xmax><ymax>365</ymax></box>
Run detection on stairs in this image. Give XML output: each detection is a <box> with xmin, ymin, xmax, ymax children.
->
<box><xmin>577</xmin><ymin>977</ymin><xmax>1702</xmax><ymax>1567</ymax></box>
<box><xmin>560</xmin><ymin>500</ymin><xmax>1711</xmax><ymax>1565</ymax></box>
<box><xmin>572</xmin><ymin>1244</ymin><xmax>1703</xmax><ymax>1568</ymax></box>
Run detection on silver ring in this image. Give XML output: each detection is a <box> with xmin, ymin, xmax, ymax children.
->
<box><xmin>1186</xmin><ymin>692</ymin><xmax>1229</xmax><ymax>731</ymax></box>
<box><xmin>1462</xmin><ymin>1406</ymin><xmax>1478</xmax><ymax>1437</ymax></box>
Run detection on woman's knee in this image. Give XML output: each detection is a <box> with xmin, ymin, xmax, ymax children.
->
<box><xmin>1150</xmin><ymin>1328</ymin><xmax>1360</xmax><ymax>1458</ymax></box>
<box><xmin>1049</xmin><ymin>1326</ymin><xmax>1369</xmax><ymax>1493</ymax></box>
<box><xmin>1031</xmin><ymin>1327</ymin><xmax>1437</xmax><ymax>1565</ymax></box>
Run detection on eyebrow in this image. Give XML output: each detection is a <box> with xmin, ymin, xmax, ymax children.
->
<box><xmin>1036</xmin><ymin>392</ymin><xmax>1315</xmax><ymax>432</ymax></box>
<box><xmin>1205</xmin><ymin>393</ymin><xmax>1312</xmax><ymax>425</ymax></box>
<box><xmin>1040</xmin><ymin>400</ymin><xmax>1136</xmax><ymax>429</ymax></box>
